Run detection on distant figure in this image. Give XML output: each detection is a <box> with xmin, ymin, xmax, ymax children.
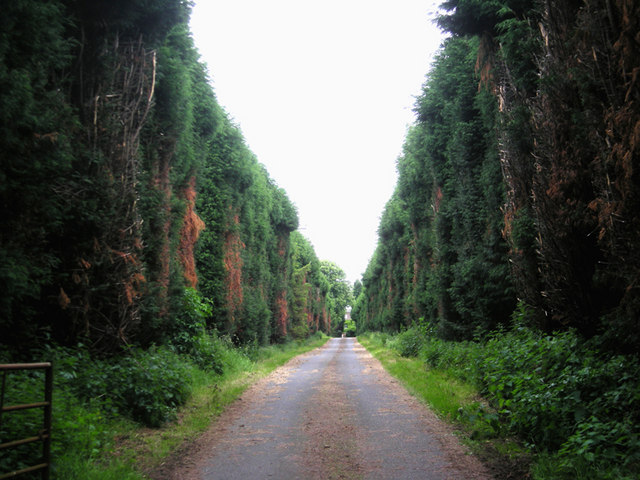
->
<box><xmin>341</xmin><ymin>332</ymin><xmax>345</xmax><ymax>338</ymax></box>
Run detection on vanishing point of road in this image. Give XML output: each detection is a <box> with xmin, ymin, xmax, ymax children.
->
<box><xmin>163</xmin><ymin>338</ymin><xmax>492</xmax><ymax>480</ymax></box>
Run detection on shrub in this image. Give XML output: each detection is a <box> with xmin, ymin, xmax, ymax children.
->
<box><xmin>420</xmin><ymin>336</ymin><xmax>483</xmax><ymax>385</ymax></box>
<box><xmin>360</xmin><ymin>331</ymin><xmax>391</xmax><ymax>347</ymax></box>
<box><xmin>189</xmin><ymin>332</ymin><xmax>226</xmax><ymax>374</ymax></box>
<box><xmin>481</xmin><ymin>327</ymin><xmax>578</xmax><ymax>448</ymax></box>
<box><xmin>479</xmin><ymin>326</ymin><xmax>640</xmax><ymax>476</ymax></box>
<box><xmin>53</xmin><ymin>346</ymin><xmax>192</xmax><ymax>427</ymax></box>
<box><xmin>290</xmin><ymin>322</ymin><xmax>309</xmax><ymax>340</ymax></box>
<box><xmin>104</xmin><ymin>347</ymin><xmax>192</xmax><ymax>427</ymax></box>
<box><xmin>169</xmin><ymin>287</ymin><xmax>212</xmax><ymax>354</ymax></box>
<box><xmin>387</xmin><ymin>327</ymin><xmax>425</xmax><ymax>357</ymax></box>
<box><xmin>366</xmin><ymin>320</ymin><xmax>640</xmax><ymax>478</ymax></box>
<box><xmin>167</xmin><ymin>288</ymin><xmax>233</xmax><ymax>375</ymax></box>
<box><xmin>0</xmin><ymin>359</ymin><xmax>116</xmax><ymax>478</ymax></box>
<box><xmin>0</xmin><ymin>368</ymin><xmax>50</xmax><ymax>476</ymax></box>
<box><xmin>343</xmin><ymin>318</ymin><xmax>356</xmax><ymax>337</ymax></box>
<box><xmin>558</xmin><ymin>417</ymin><xmax>640</xmax><ymax>471</ymax></box>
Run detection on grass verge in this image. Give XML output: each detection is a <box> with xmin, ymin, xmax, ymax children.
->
<box><xmin>358</xmin><ymin>333</ymin><xmax>476</xmax><ymax>418</ymax></box>
<box><xmin>357</xmin><ymin>332</ymin><xmax>530</xmax><ymax>480</ymax></box>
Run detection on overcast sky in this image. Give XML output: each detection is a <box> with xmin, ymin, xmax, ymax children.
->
<box><xmin>189</xmin><ymin>0</ymin><xmax>446</xmax><ymax>284</ymax></box>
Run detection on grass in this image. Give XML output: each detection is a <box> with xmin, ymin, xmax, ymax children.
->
<box><xmin>357</xmin><ymin>332</ymin><xmax>530</xmax><ymax>480</ymax></box>
<box><xmin>358</xmin><ymin>333</ymin><xmax>476</xmax><ymax>419</ymax></box>
<box><xmin>55</xmin><ymin>333</ymin><xmax>329</xmax><ymax>479</ymax></box>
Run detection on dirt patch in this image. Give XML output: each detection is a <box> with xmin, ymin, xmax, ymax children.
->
<box><xmin>472</xmin><ymin>441</ymin><xmax>533</xmax><ymax>480</ymax></box>
<box><xmin>301</xmin><ymin>340</ymin><xmax>364</xmax><ymax>480</ymax></box>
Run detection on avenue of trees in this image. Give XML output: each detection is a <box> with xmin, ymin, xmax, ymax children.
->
<box><xmin>2</xmin><ymin>0</ymin><xmax>639</xmax><ymax>477</ymax></box>
<box><xmin>0</xmin><ymin>0</ymin><xmax>353</xmax><ymax>359</ymax></box>
<box><xmin>354</xmin><ymin>0</ymin><xmax>640</xmax><ymax>353</ymax></box>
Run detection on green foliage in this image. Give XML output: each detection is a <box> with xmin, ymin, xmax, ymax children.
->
<box><xmin>359</xmin><ymin>333</ymin><xmax>478</xmax><ymax>420</ymax></box>
<box><xmin>437</xmin><ymin>0</ymin><xmax>504</xmax><ymax>37</ymax></box>
<box><xmin>0</xmin><ymin>0</ymin><xmax>341</xmax><ymax>476</ymax></box>
<box><xmin>343</xmin><ymin>318</ymin><xmax>356</xmax><ymax>337</ymax></box>
<box><xmin>270</xmin><ymin>187</ymin><xmax>299</xmax><ymax>232</ymax></box>
<box><xmin>360</xmin><ymin>35</ymin><xmax>514</xmax><ymax>338</ymax></box>
<box><xmin>364</xmin><ymin>325</ymin><xmax>640</xmax><ymax>478</ymax></box>
<box><xmin>0</xmin><ymin>358</ymin><xmax>122</xmax><ymax>479</ymax></box>
<box><xmin>0</xmin><ymin>0</ymin><xmax>76</xmax><ymax>346</ymax></box>
<box><xmin>438</xmin><ymin>0</ymin><xmax>640</xmax><ymax>345</ymax></box>
<box><xmin>194</xmin><ymin>105</ymin><xmax>323</xmax><ymax>345</ymax></box>
<box><xmin>1</xmin><ymin>333</ymin><xmax>328</xmax><ymax>479</ymax></box>
<box><xmin>456</xmin><ymin>401</ymin><xmax>503</xmax><ymax>441</ymax></box>
<box><xmin>481</xmin><ymin>328</ymin><xmax>640</xmax><ymax>460</ymax></box>
<box><xmin>0</xmin><ymin>368</ymin><xmax>51</xmax><ymax>476</ymax></box>
<box><xmin>387</xmin><ymin>326</ymin><xmax>425</xmax><ymax>357</ymax></box>
<box><xmin>289</xmin><ymin>262</ymin><xmax>311</xmax><ymax>339</ymax></box>
<box><xmin>169</xmin><ymin>287</ymin><xmax>212</xmax><ymax>353</ymax></box>
<box><xmin>184</xmin><ymin>332</ymin><xmax>224</xmax><ymax>374</ymax></box>
<box><xmin>52</xmin><ymin>346</ymin><xmax>192</xmax><ymax>428</ymax></box>
<box><xmin>0</xmin><ymin>0</ymin><xmax>336</xmax><ymax>358</ymax></box>
<box><xmin>54</xmin><ymin>456</ymin><xmax>143</xmax><ymax>480</ymax></box>
<box><xmin>166</xmin><ymin>287</ymin><xmax>237</xmax><ymax>376</ymax></box>
<box><xmin>416</xmin><ymin>324</ymin><xmax>640</xmax><ymax>477</ymax></box>
<box><xmin>51</xmin><ymin>393</ymin><xmax>111</xmax><ymax>463</ymax></box>
<box><xmin>363</xmin><ymin>2</ymin><xmax>640</xmax><ymax>477</ymax></box>
<box><xmin>510</xmin><ymin>209</ymin><xmax>537</xmax><ymax>252</ymax></box>
<box><xmin>99</xmin><ymin>349</ymin><xmax>192</xmax><ymax>427</ymax></box>
<box><xmin>359</xmin><ymin>331</ymin><xmax>393</xmax><ymax>349</ymax></box>
<box><xmin>286</xmin><ymin>233</ymin><xmax>335</xmax><ymax>338</ymax></box>
<box><xmin>558</xmin><ymin>417</ymin><xmax>640</xmax><ymax>475</ymax></box>
<box><xmin>321</xmin><ymin>261</ymin><xmax>353</xmax><ymax>336</ymax></box>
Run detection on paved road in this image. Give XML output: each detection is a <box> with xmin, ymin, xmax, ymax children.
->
<box><xmin>181</xmin><ymin>338</ymin><xmax>491</xmax><ymax>479</ymax></box>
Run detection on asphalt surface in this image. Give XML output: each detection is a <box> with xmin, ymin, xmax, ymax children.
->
<box><xmin>198</xmin><ymin>338</ymin><xmax>491</xmax><ymax>480</ymax></box>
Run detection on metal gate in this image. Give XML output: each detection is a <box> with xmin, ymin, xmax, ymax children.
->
<box><xmin>0</xmin><ymin>363</ymin><xmax>52</xmax><ymax>480</ymax></box>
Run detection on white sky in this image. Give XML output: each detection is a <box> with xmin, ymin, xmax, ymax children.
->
<box><xmin>189</xmin><ymin>0</ymin><xmax>446</xmax><ymax>284</ymax></box>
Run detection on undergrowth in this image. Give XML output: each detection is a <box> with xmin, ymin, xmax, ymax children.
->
<box><xmin>0</xmin><ymin>288</ymin><xmax>329</xmax><ymax>479</ymax></box>
<box><xmin>359</xmin><ymin>314</ymin><xmax>640</xmax><ymax>480</ymax></box>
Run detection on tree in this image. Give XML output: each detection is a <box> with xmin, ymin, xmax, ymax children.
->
<box><xmin>438</xmin><ymin>0</ymin><xmax>640</xmax><ymax>352</ymax></box>
<box><xmin>0</xmin><ymin>0</ymin><xmax>319</xmax><ymax>354</ymax></box>
<box><xmin>321</xmin><ymin>261</ymin><xmax>353</xmax><ymax>335</ymax></box>
<box><xmin>359</xmin><ymin>34</ymin><xmax>514</xmax><ymax>339</ymax></box>
<box><xmin>353</xmin><ymin>280</ymin><xmax>363</xmax><ymax>299</ymax></box>
<box><xmin>0</xmin><ymin>0</ymin><xmax>76</xmax><ymax>347</ymax></box>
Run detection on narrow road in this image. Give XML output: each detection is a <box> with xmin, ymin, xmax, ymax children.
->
<box><xmin>164</xmin><ymin>338</ymin><xmax>491</xmax><ymax>480</ymax></box>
